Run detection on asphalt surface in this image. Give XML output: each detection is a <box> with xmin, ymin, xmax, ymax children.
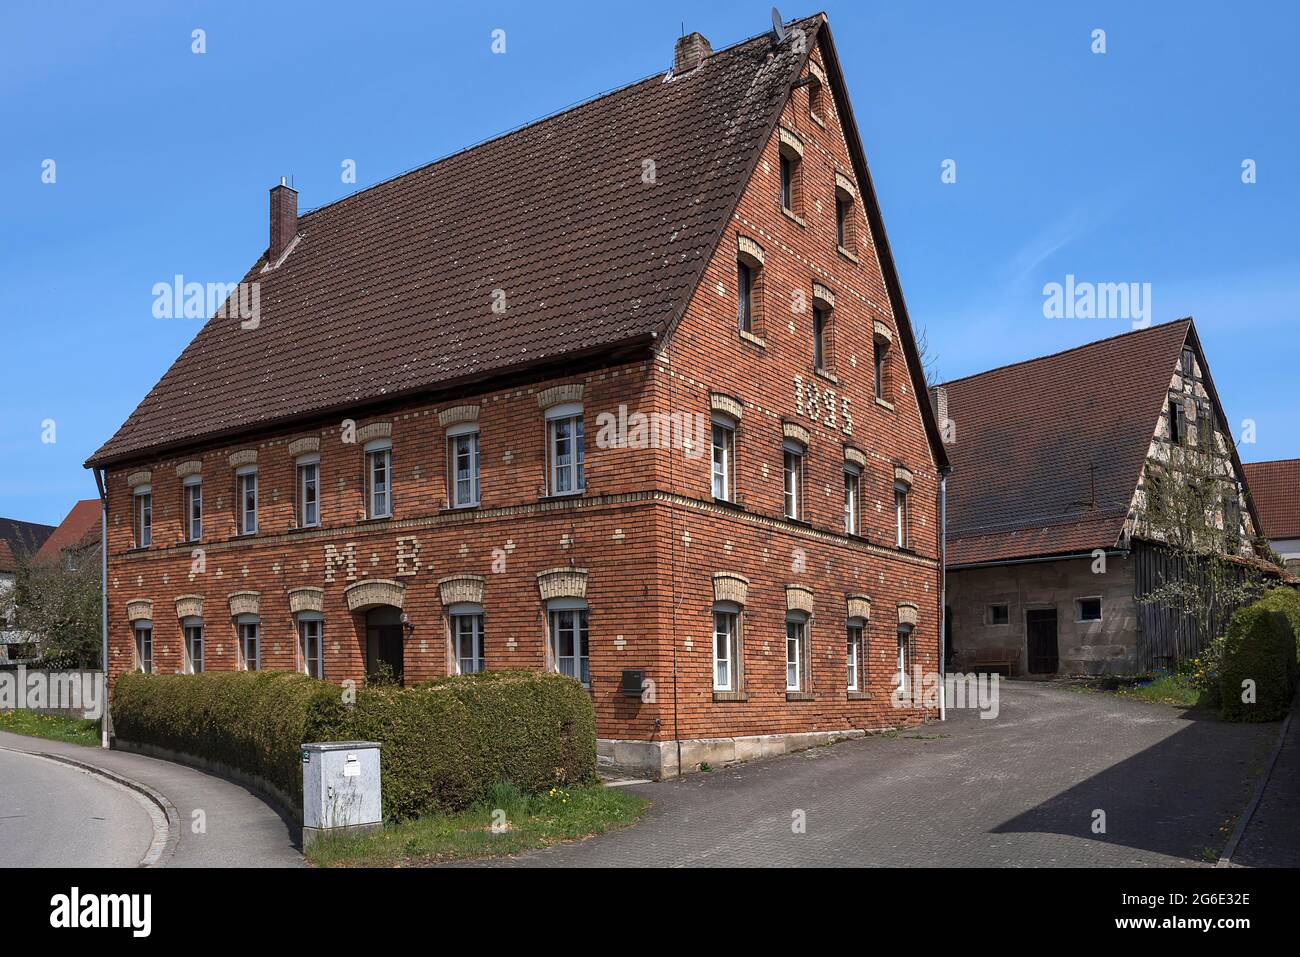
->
<box><xmin>0</xmin><ymin>748</ymin><xmax>156</xmax><ymax>867</ymax></box>
<box><xmin>486</xmin><ymin>680</ymin><xmax>1278</xmax><ymax>867</ymax></box>
<box><xmin>1232</xmin><ymin>702</ymin><xmax>1300</xmax><ymax>868</ymax></box>
<box><xmin>0</xmin><ymin>731</ymin><xmax>303</xmax><ymax>867</ymax></box>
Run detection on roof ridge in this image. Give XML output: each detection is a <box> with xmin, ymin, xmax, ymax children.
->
<box><xmin>937</xmin><ymin>317</ymin><xmax>1193</xmax><ymax>390</ymax></box>
<box><xmin>300</xmin><ymin>14</ymin><xmax>824</xmax><ymax>224</ymax></box>
<box><xmin>1243</xmin><ymin>457</ymin><xmax>1300</xmax><ymax>467</ymax></box>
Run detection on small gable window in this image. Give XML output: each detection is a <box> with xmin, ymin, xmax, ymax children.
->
<box><xmin>1169</xmin><ymin>399</ymin><xmax>1186</xmax><ymax>446</ymax></box>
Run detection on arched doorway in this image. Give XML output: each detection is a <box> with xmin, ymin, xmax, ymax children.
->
<box><xmin>364</xmin><ymin>606</ymin><xmax>404</xmax><ymax>685</ymax></box>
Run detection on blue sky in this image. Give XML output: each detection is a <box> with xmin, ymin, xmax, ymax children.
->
<box><xmin>2</xmin><ymin>0</ymin><xmax>1297</xmax><ymax>526</ymax></box>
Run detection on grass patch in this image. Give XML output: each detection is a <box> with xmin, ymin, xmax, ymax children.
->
<box><xmin>0</xmin><ymin>709</ymin><xmax>100</xmax><ymax>747</ymax></box>
<box><xmin>306</xmin><ymin>782</ymin><xmax>649</xmax><ymax>867</ymax></box>
<box><xmin>1078</xmin><ymin>672</ymin><xmax>1203</xmax><ymax>708</ymax></box>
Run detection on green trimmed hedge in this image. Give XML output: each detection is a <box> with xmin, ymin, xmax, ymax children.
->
<box><xmin>111</xmin><ymin>671</ymin><xmax>348</xmax><ymax>802</ymax></box>
<box><xmin>111</xmin><ymin>669</ymin><xmax>596</xmax><ymax>820</ymax></box>
<box><xmin>1218</xmin><ymin>592</ymin><xmax>1299</xmax><ymax>722</ymax></box>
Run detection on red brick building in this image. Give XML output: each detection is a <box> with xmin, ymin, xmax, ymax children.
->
<box><xmin>87</xmin><ymin>14</ymin><xmax>948</xmax><ymax>776</ymax></box>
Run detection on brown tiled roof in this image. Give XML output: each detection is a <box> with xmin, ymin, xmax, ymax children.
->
<box><xmin>942</xmin><ymin>320</ymin><xmax>1193</xmax><ymax>567</ymax></box>
<box><xmin>33</xmin><ymin>500</ymin><xmax>102</xmax><ymax>563</ymax></box>
<box><xmin>0</xmin><ymin>539</ymin><xmax>16</xmax><ymax>575</ymax></box>
<box><xmin>1243</xmin><ymin>459</ymin><xmax>1300</xmax><ymax>540</ymax></box>
<box><xmin>0</xmin><ymin>517</ymin><xmax>55</xmax><ymax>561</ymax></box>
<box><xmin>87</xmin><ymin>17</ymin><xmax>833</xmax><ymax>468</ymax></box>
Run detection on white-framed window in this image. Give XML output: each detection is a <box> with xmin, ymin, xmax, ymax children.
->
<box><xmin>298</xmin><ymin>614</ymin><xmax>323</xmax><ymax>679</ymax></box>
<box><xmin>546</xmin><ymin>404</ymin><xmax>585</xmax><ymax>496</ymax></box>
<box><xmin>365</xmin><ymin>440</ymin><xmax>392</xmax><ymax>519</ymax></box>
<box><xmin>447</xmin><ymin>426</ymin><xmax>480</xmax><ymax>508</ymax></box>
<box><xmin>133</xmin><ymin>487</ymin><xmax>152</xmax><ymax>548</ymax></box>
<box><xmin>184</xmin><ymin>477</ymin><xmax>203</xmax><ymax>542</ymax></box>
<box><xmin>182</xmin><ymin>618</ymin><xmax>204</xmax><ymax>674</ymax></box>
<box><xmin>847</xmin><ymin>623</ymin><xmax>863</xmax><ymax>691</ymax></box>
<box><xmin>548</xmin><ymin>599</ymin><xmax>589</xmax><ymax>686</ymax></box>
<box><xmin>844</xmin><ymin>466</ymin><xmax>860</xmax><ymax>535</ymax></box>
<box><xmin>783</xmin><ymin>442</ymin><xmax>804</xmax><ymax>521</ymax></box>
<box><xmin>896</xmin><ymin>626</ymin><xmax>912</xmax><ymax>689</ymax></box>
<box><xmin>237</xmin><ymin>617</ymin><xmax>260</xmax><ymax>671</ymax></box>
<box><xmin>134</xmin><ymin>623</ymin><xmax>152</xmax><ymax>674</ymax></box>
<box><xmin>785</xmin><ymin>613</ymin><xmax>808</xmax><ymax>692</ymax></box>
<box><xmin>449</xmin><ymin>608</ymin><xmax>485</xmax><ymax>674</ymax></box>
<box><xmin>1076</xmin><ymin>597</ymin><xmax>1103</xmax><ymax>622</ymax></box>
<box><xmin>297</xmin><ymin>457</ymin><xmax>320</xmax><ymax>528</ymax></box>
<box><xmin>711</xmin><ymin>419</ymin><xmax>735</xmax><ymax>501</ymax></box>
<box><xmin>237</xmin><ymin>468</ymin><xmax>258</xmax><ymax>535</ymax></box>
<box><xmin>895</xmin><ymin>480</ymin><xmax>910</xmax><ymax>548</ymax></box>
<box><xmin>713</xmin><ymin>605</ymin><xmax>740</xmax><ymax>692</ymax></box>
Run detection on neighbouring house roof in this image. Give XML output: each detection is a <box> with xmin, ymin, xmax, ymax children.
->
<box><xmin>942</xmin><ymin>320</ymin><xmax>1196</xmax><ymax>567</ymax></box>
<box><xmin>0</xmin><ymin>539</ymin><xmax>17</xmax><ymax>575</ymax></box>
<box><xmin>1243</xmin><ymin>459</ymin><xmax>1300</xmax><ymax>541</ymax></box>
<box><xmin>33</xmin><ymin>500</ymin><xmax>102</xmax><ymax>564</ymax></box>
<box><xmin>0</xmin><ymin>517</ymin><xmax>56</xmax><ymax>565</ymax></box>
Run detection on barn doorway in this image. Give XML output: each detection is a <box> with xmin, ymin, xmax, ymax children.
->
<box><xmin>1026</xmin><ymin>608</ymin><xmax>1059</xmax><ymax>674</ymax></box>
<box><xmin>365</xmin><ymin>606</ymin><xmax>405</xmax><ymax>685</ymax></box>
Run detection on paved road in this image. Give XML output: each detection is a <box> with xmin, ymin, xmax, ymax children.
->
<box><xmin>490</xmin><ymin>681</ymin><xmax>1278</xmax><ymax>867</ymax></box>
<box><xmin>0</xmin><ymin>732</ymin><xmax>304</xmax><ymax>867</ymax></box>
<box><xmin>0</xmin><ymin>748</ymin><xmax>157</xmax><ymax>867</ymax></box>
<box><xmin>1233</xmin><ymin>702</ymin><xmax>1300</xmax><ymax>868</ymax></box>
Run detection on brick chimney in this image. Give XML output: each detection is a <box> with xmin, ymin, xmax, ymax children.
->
<box><xmin>269</xmin><ymin>178</ymin><xmax>298</xmax><ymax>263</ymax></box>
<box><xmin>929</xmin><ymin>385</ymin><xmax>954</xmax><ymax>445</ymax></box>
<box><xmin>673</xmin><ymin>31</ymin><xmax>711</xmax><ymax>75</ymax></box>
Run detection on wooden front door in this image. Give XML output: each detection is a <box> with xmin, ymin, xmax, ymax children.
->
<box><xmin>1026</xmin><ymin>608</ymin><xmax>1059</xmax><ymax>674</ymax></box>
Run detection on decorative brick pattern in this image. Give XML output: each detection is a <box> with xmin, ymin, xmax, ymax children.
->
<box><xmin>227</xmin><ymin>591</ymin><xmax>260</xmax><ymax>617</ymax></box>
<box><xmin>288</xmin><ymin>587</ymin><xmax>324</xmax><ymax>614</ymax></box>
<box><xmin>537</xmin><ymin>568</ymin><xmax>588</xmax><ymax>601</ymax></box>
<box><xmin>175</xmin><ymin>460</ymin><xmax>202</xmax><ymax>478</ymax></box>
<box><xmin>438</xmin><ymin>574</ymin><xmax>485</xmax><ymax>606</ymax></box>
<box><xmin>438</xmin><ymin>405</ymin><xmax>480</xmax><ymax>428</ymax></box>
<box><xmin>846</xmin><ymin>594</ymin><xmax>871</xmax><ymax>621</ymax></box>
<box><xmin>712</xmin><ymin>572</ymin><xmax>749</xmax><ymax>605</ymax></box>
<box><xmin>174</xmin><ymin>595</ymin><xmax>203</xmax><ymax>620</ymax></box>
<box><xmin>126</xmin><ymin>471</ymin><xmax>152</xmax><ymax>489</ymax></box>
<box><xmin>709</xmin><ymin>392</ymin><xmax>745</xmax><ymax>421</ymax></box>
<box><xmin>785</xmin><ymin>585</ymin><xmax>815</xmax><ymax>616</ymax></box>
<box><xmin>344</xmin><ymin>579</ymin><xmax>404</xmax><ymax>611</ymax></box>
<box><xmin>536</xmin><ymin>384</ymin><xmax>583</xmax><ymax>410</ymax></box>
<box><xmin>354</xmin><ymin>422</ymin><xmax>391</xmax><ymax>444</ymax></box>
<box><xmin>126</xmin><ymin>598</ymin><xmax>153</xmax><ymax>622</ymax></box>
<box><xmin>287</xmin><ymin>437</ymin><xmax>320</xmax><ymax>457</ymax></box>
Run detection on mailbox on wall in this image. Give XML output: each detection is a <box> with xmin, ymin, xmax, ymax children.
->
<box><xmin>620</xmin><ymin>668</ymin><xmax>646</xmax><ymax>698</ymax></box>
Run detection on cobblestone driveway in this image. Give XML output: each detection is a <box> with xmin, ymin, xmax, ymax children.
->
<box><xmin>493</xmin><ymin>680</ymin><xmax>1277</xmax><ymax>867</ymax></box>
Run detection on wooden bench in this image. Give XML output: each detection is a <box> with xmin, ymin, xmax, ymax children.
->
<box><xmin>971</xmin><ymin>651</ymin><xmax>1017</xmax><ymax>677</ymax></box>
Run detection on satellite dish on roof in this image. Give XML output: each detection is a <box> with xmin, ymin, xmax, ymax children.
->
<box><xmin>771</xmin><ymin>7</ymin><xmax>787</xmax><ymax>44</ymax></box>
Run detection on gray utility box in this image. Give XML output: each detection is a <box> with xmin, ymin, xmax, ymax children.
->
<box><xmin>301</xmin><ymin>741</ymin><xmax>382</xmax><ymax>847</ymax></box>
